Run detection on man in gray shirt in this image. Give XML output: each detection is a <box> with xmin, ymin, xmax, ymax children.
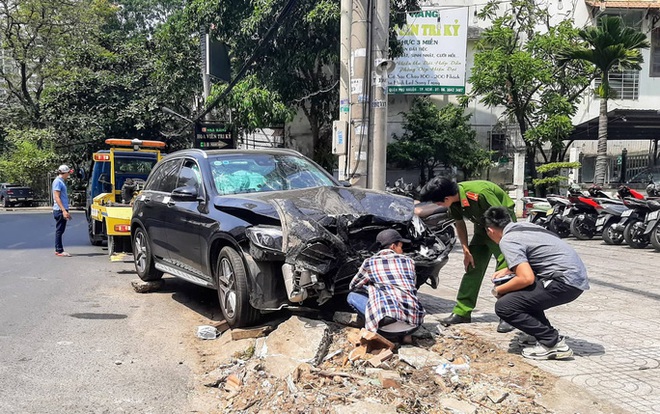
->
<box><xmin>484</xmin><ymin>206</ymin><xmax>589</xmax><ymax>360</ymax></box>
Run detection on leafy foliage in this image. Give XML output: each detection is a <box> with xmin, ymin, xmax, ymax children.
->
<box><xmin>559</xmin><ymin>16</ymin><xmax>649</xmax><ymax>185</ymax></box>
<box><xmin>388</xmin><ymin>98</ymin><xmax>490</xmax><ymax>184</ymax></box>
<box><xmin>533</xmin><ymin>161</ymin><xmax>581</xmax><ymax>195</ymax></box>
<box><xmin>0</xmin><ymin>129</ymin><xmax>58</xmax><ymax>196</ymax></box>
<box><xmin>464</xmin><ymin>0</ymin><xmax>593</xmax><ymax>184</ymax></box>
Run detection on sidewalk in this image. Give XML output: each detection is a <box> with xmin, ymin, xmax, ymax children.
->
<box><xmin>419</xmin><ymin>235</ymin><xmax>660</xmax><ymax>414</ymax></box>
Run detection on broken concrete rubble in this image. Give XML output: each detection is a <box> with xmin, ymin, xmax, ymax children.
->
<box><xmin>195</xmin><ymin>317</ymin><xmax>621</xmax><ymax>414</ymax></box>
<box><xmin>397</xmin><ymin>345</ymin><xmax>446</xmax><ymax>369</ymax></box>
<box><xmin>130</xmin><ymin>279</ymin><xmax>163</xmax><ymax>293</ymax></box>
<box><xmin>253</xmin><ymin>316</ymin><xmax>330</xmax><ymax>378</ymax></box>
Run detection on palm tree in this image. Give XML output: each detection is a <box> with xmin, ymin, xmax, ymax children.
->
<box><xmin>560</xmin><ymin>16</ymin><xmax>649</xmax><ymax>185</ymax></box>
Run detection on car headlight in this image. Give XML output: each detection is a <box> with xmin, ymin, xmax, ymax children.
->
<box><xmin>246</xmin><ymin>226</ymin><xmax>284</xmax><ymax>252</ymax></box>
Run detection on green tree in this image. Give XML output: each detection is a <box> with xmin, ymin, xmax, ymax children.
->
<box><xmin>533</xmin><ymin>161</ymin><xmax>581</xmax><ymax>196</ymax></box>
<box><xmin>388</xmin><ymin>98</ymin><xmax>490</xmax><ymax>184</ymax></box>
<box><xmin>0</xmin><ymin>0</ymin><xmax>110</xmax><ymax>128</ymax></box>
<box><xmin>156</xmin><ymin>0</ymin><xmax>415</xmax><ymax>170</ymax></box>
<box><xmin>560</xmin><ymin>16</ymin><xmax>649</xmax><ymax>186</ymax></box>
<box><xmin>464</xmin><ymin>0</ymin><xmax>593</xmax><ymax>185</ymax></box>
<box><xmin>0</xmin><ymin>128</ymin><xmax>57</xmax><ymax>196</ymax></box>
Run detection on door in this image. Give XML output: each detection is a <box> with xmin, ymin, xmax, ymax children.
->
<box><xmin>139</xmin><ymin>158</ymin><xmax>182</xmax><ymax>260</ymax></box>
<box><xmin>166</xmin><ymin>158</ymin><xmax>208</xmax><ymax>278</ymax></box>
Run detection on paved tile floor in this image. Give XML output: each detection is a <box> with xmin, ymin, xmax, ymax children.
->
<box><xmin>419</xmin><ymin>234</ymin><xmax>660</xmax><ymax>414</ymax></box>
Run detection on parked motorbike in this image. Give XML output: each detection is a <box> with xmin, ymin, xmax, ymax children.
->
<box><xmin>569</xmin><ymin>187</ymin><xmax>622</xmax><ymax>240</ymax></box>
<box><xmin>620</xmin><ymin>197</ymin><xmax>656</xmax><ymax>249</ymax></box>
<box><xmin>522</xmin><ymin>196</ymin><xmax>551</xmax><ymax>225</ymax></box>
<box><xmin>639</xmin><ymin>184</ymin><xmax>660</xmax><ymax>251</ymax></box>
<box><xmin>596</xmin><ymin>186</ymin><xmax>641</xmax><ymax>245</ymax></box>
<box><xmin>545</xmin><ymin>195</ymin><xmax>572</xmax><ymax>238</ymax></box>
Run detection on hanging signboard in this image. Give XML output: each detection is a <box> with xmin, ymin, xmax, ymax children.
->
<box><xmin>388</xmin><ymin>8</ymin><xmax>469</xmax><ymax>95</ymax></box>
<box><xmin>194</xmin><ymin>122</ymin><xmax>235</xmax><ymax>149</ymax></box>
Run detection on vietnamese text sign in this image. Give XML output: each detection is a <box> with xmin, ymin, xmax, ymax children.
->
<box><xmin>389</xmin><ymin>8</ymin><xmax>468</xmax><ymax>95</ymax></box>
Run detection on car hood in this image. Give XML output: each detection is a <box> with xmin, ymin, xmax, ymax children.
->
<box><xmin>212</xmin><ymin>186</ymin><xmax>413</xmax><ymax>225</ymax></box>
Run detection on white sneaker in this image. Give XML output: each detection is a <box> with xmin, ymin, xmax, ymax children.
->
<box><xmin>522</xmin><ymin>338</ymin><xmax>573</xmax><ymax>360</ymax></box>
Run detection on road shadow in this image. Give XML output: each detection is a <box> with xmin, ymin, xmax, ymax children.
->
<box><xmin>505</xmin><ymin>331</ymin><xmax>605</xmax><ymax>357</ymax></box>
<box><xmin>418</xmin><ymin>291</ymin><xmax>456</xmax><ymax>316</ymax></box>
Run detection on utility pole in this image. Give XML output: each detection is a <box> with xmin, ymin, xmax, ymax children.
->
<box><xmin>348</xmin><ymin>0</ymin><xmax>369</xmax><ymax>188</ymax></box>
<box><xmin>368</xmin><ymin>0</ymin><xmax>391</xmax><ymax>190</ymax></box>
<box><xmin>337</xmin><ymin>0</ymin><xmax>352</xmax><ymax>181</ymax></box>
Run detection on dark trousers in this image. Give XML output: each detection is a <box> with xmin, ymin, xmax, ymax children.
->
<box><xmin>495</xmin><ymin>279</ymin><xmax>583</xmax><ymax>348</ymax></box>
<box><xmin>53</xmin><ymin>210</ymin><xmax>68</xmax><ymax>253</ymax></box>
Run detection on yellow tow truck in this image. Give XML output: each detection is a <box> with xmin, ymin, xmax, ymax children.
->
<box><xmin>87</xmin><ymin>138</ymin><xmax>165</xmax><ymax>261</ymax></box>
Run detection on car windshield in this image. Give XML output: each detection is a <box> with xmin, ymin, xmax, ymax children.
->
<box><xmin>115</xmin><ymin>157</ymin><xmax>157</xmax><ymax>174</ymax></box>
<box><xmin>209</xmin><ymin>153</ymin><xmax>336</xmax><ymax>195</ymax></box>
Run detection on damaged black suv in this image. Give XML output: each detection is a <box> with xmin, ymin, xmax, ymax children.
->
<box><xmin>131</xmin><ymin>148</ymin><xmax>453</xmax><ymax>327</ymax></box>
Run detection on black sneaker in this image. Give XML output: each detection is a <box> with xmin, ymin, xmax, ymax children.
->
<box><xmin>522</xmin><ymin>338</ymin><xmax>573</xmax><ymax>360</ymax></box>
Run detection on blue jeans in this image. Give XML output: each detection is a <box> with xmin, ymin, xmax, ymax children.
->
<box><xmin>347</xmin><ymin>292</ymin><xmax>368</xmax><ymax>318</ymax></box>
<box><xmin>53</xmin><ymin>210</ymin><xmax>68</xmax><ymax>253</ymax></box>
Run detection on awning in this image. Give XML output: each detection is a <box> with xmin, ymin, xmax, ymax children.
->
<box><xmin>585</xmin><ymin>0</ymin><xmax>660</xmax><ymax>8</ymax></box>
<box><xmin>567</xmin><ymin>109</ymin><xmax>660</xmax><ymax>141</ymax></box>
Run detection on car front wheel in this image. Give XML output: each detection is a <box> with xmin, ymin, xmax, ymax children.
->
<box><xmin>133</xmin><ymin>227</ymin><xmax>163</xmax><ymax>281</ymax></box>
<box><xmin>215</xmin><ymin>247</ymin><xmax>260</xmax><ymax>328</ymax></box>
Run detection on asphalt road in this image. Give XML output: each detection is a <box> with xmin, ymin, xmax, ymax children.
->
<box><xmin>0</xmin><ymin>209</ymin><xmax>221</xmax><ymax>413</ymax></box>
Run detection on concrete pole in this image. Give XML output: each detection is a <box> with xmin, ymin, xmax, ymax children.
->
<box><xmin>201</xmin><ymin>33</ymin><xmax>212</xmax><ymax>121</ymax></box>
<box><xmin>513</xmin><ymin>152</ymin><xmax>525</xmax><ymax>217</ymax></box>
<box><xmin>338</xmin><ymin>0</ymin><xmax>351</xmax><ymax>181</ymax></box>
<box><xmin>368</xmin><ymin>0</ymin><xmax>390</xmax><ymax>191</ymax></box>
<box><xmin>349</xmin><ymin>0</ymin><xmax>369</xmax><ymax>188</ymax></box>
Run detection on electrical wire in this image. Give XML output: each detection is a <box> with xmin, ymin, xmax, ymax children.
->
<box><xmin>170</xmin><ymin>0</ymin><xmax>299</xmax><ymax>135</ymax></box>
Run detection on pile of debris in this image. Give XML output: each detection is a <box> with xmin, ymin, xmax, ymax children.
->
<box><xmin>197</xmin><ymin>315</ymin><xmax>563</xmax><ymax>414</ymax></box>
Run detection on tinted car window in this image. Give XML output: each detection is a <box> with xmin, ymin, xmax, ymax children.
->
<box><xmin>209</xmin><ymin>153</ymin><xmax>336</xmax><ymax>195</ymax></box>
<box><xmin>145</xmin><ymin>159</ymin><xmax>181</xmax><ymax>193</ymax></box>
<box><xmin>177</xmin><ymin>159</ymin><xmax>202</xmax><ymax>193</ymax></box>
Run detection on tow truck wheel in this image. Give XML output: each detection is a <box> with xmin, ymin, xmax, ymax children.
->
<box><xmin>87</xmin><ymin>216</ymin><xmax>104</xmax><ymax>246</ymax></box>
<box><xmin>133</xmin><ymin>227</ymin><xmax>163</xmax><ymax>281</ymax></box>
<box><xmin>215</xmin><ymin>247</ymin><xmax>260</xmax><ymax>328</ymax></box>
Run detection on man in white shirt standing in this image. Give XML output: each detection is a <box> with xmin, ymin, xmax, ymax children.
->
<box><xmin>52</xmin><ymin>165</ymin><xmax>72</xmax><ymax>257</ymax></box>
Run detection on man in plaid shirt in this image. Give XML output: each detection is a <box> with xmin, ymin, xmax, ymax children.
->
<box><xmin>347</xmin><ymin>229</ymin><xmax>425</xmax><ymax>335</ymax></box>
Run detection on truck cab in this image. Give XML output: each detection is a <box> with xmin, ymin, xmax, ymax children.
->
<box><xmin>86</xmin><ymin>139</ymin><xmax>164</xmax><ymax>257</ymax></box>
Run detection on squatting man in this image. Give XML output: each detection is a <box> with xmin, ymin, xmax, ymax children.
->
<box><xmin>484</xmin><ymin>206</ymin><xmax>590</xmax><ymax>360</ymax></box>
<box><xmin>347</xmin><ymin>229</ymin><xmax>425</xmax><ymax>342</ymax></box>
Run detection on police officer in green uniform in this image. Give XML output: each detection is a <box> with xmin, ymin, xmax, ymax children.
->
<box><xmin>419</xmin><ymin>177</ymin><xmax>516</xmax><ymax>332</ymax></box>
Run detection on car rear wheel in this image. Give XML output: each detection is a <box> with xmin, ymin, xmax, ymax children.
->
<box><xmin>2</xmin><ymin>197</ymin><xmax>10</xmax><ymax>208</ymax></box>
<box><xmin>133</xmin><ymin>227</ymin><xmax>163</xmax><ymax>281</ymax></box>
<box><xmin>215</xmin><ymin>247</ymin><xmax>260</xmax><ymax>328</ymax></box>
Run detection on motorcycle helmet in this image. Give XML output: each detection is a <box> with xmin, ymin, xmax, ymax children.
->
<box><xmin>646</xmin><ymin>183</ymin><xmax>660</xmax><ymax>198</ymax></box>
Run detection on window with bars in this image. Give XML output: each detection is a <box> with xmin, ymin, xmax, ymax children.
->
<box><xmin>488</xmin><ymin>131</ymin><xmax>507</xmax><ymax>152</ymax></box>
<box><xmin>594</xmin><ymin>69</ymin><xmax>639</xmax><ymax>100</ymax></box>
<box><xmin>652</xmin><ymin>28</ymin><xmax>660</xmax><ymax>77</ymax></box>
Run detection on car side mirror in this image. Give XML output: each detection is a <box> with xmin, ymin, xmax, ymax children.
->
<box><xmin>171</xmin><ymin>185</ymin><xmax>200</xmax><ymax>201</ymax></box>
<box><xmin>339</xmin><ymin>180</ymin><xmax>351</xmax><ymax>187</ymax></box>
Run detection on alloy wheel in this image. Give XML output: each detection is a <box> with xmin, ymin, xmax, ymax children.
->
<box><xmin>218</xmin><ymin>257</ymin><xmax>238</xmax><ymax>319</ymax></box>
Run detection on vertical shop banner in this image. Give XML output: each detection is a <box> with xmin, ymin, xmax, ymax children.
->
<box><xmin>389</xmin><ymin>8</ymin><xmax>468</xmax><ymax>94</ymax></box>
